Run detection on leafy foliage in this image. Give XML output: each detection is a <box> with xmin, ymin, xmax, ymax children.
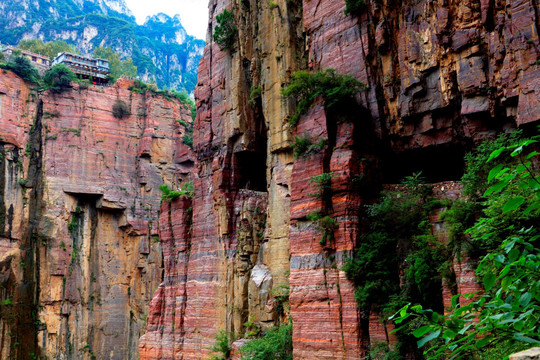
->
<box><xmin>391</xmin><ymin>129</ymin><xmax>540</xmax><ymax>359</ymax></box>
<box><xmin>249</xmin><ymin>86</ymin><xmax>262</xmax><ymax>104</ymax></box>
<box><xmin>293</xmin><ymin>134</ymin><xmax>327</xmax><ymax>158</ymax></box>
<box><xmin>240</xmin><ymin>323</ymin><xmax>293</xmax><ymax>360</ymax></box>
<box><xmin>281</xmin><ymin>68</ymin><xmax>368</xmax><ymax>126</ymax></box>
<box><xmin>271</xmin><ymin>285</ymin><xmax>290</xmax><ymax>318</ymax></box>
<box><xmin>43</xmin><ymin>64</ymin><xmax>76</xmax><ymax>93</ymax></box>
<box><xmin>344</xmin><ymin>0</ymin><xmax>366</xmax><ymax>15</ymax></box>
<box><xmin>93</xmin><ymin>46</ymin><xmax>137</xmax><ymax>83</ymax></box>
<box><xmin>213</xmin><ymin>9</ymin><xmax>237</xmax><ymax>50</ymax></box>
<box><xmin>309</xmin><ymin>172</ymin><xmax>335</xmax><ymax>197</ymax></box>
<box><xmin>179</xmin><ymin>118</ymin><xmax>194</xmax><ymax>149</ymax></box>
<box><xmin>158</xmin><ymin>181</ymin><xmax>195</xmax><ymax>202</ymax></box>
<box><xmin>343</xmin><ymin>173</ymin><xmax>446</xmax><ymax>316</ymax></box>
<box><xmin>209</xmin><ymin>330</ymin><xmax>232</xmax><ymax>360</ymax></box>
<box><xmin>112</xmin><ymin>100</ymin><xmax>130</xmax><ymax>119</ymax></box>
<box><xmin>461</xmin><ymin>130</ymin><xmax>524</xmax><ymax>199</ymax></box>
<box><xmin>1</xmin><ymin>55</ymin><xmax>40</xmax><ymax>83</ymax></box>
<box><xmin>18</xmin><ymin>39</ymin><xmax>79</xmax><ymax>59</ymax></box>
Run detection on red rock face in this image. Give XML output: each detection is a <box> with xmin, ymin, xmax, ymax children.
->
<box><xmin>137</xmin><ymin>0</ymin><xmax>539</xmax><ymax>358</ymax></box>
<box><xmin>0</xmin><ymin>73</ymin><xmax>193</xmax><ymax>359</ymax></box>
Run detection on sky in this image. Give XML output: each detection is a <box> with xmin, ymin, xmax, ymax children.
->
<box><xmin>123</xmin><ymin>0</ymin><xmax>209</xmax><ymax>40</ymax></box>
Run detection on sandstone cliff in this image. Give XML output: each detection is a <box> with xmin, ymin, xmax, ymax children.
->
<box><xmin>0</xmin><ymin>73</ymin><xmax>193</xmax><ymax>359</ymax></box>
<box><xmin>140</xmin><ymin>0</ymin><xmax>540</xmax><ymax>359</ymax></box>
<box><xmin>1</xmin><ymin>0</ymin><xmax>539</xmax><ymax>359</ymax></box>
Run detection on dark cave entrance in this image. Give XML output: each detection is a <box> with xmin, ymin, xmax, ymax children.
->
<box><xmin>232</xmin><ymin>109</ymin><xmax>268</xmax><ymax>192</ymax></box>
<box><xmin>382</xmin><ymin>144</ymin><xmax>466</xmax><ymax>184</ymax></box>
<box><xmin>234</xmin><ymin>148</ymin><xmax>268</xmax><ymax>192</ymax></box>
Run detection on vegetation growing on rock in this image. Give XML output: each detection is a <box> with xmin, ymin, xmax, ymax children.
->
<box><xmin>43</xmin><ymin>64</ymin><xmax>76</xmax><ymax>93</ymax></box>
<box><xmin>213</xmin><ymin>9</ymin><xmax>237</xmax><ymax>50</ymax></box>
<box><xmin>391</xmin><ymin>130</ymin><xmax>540</xmax><ymax>359</ymax></box>
<box><xmin>158</xmin><ymin>181</ymin><xmax>194</xmax><ymax>202</ymax></box>
<box><xmin>282</xmin><ymin>68</ymin><xmax>368</xmax><ymax>126</ymax></box>
<box><xmin>239</xmin><ymin>323</ymin><xmax>293</xmax><ymax>360</ymax></box>
<box><xmin>343</xmin><ymin>130</ymin><xmax>540</xmax><ymax>359</ymax></box>
<box><xmin>292</xmin><ymin>134</ymin><xmax>327</xmax><ymax>158</ymax></box>
<box><xmin>0</xmin><ymin>55</ymin><xmax>40</xmax><ymax>83</ymax></box>
<box><xmin>112</xmin><ymin>100</ymin><xmax>130</xmax><ymax>119</ymax></box>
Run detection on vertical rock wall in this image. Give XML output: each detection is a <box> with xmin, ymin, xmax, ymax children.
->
<box><xmin>139</xmin><ymin>0</ymin><xmax>539</xmax><ymax>359</ymax></box>
<box><xmin>0</xmin><ymin>74</ymin><xmax>193</xmax><ymax>360</ymax></box>
<box><xmin>141</xmin><ymin>0</ymin><xmax>306</xmax><ymax>358</ymax></box>
<box><xmin>3</xmin><ymin>0</ymin><xmax>537</xmax><ymax>358</ymax></box>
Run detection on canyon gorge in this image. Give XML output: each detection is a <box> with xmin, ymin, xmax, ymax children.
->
<box><xmin>1</xmin><ymin>0</ymin><xmax>539</xmax><ymax>359</ymax></box>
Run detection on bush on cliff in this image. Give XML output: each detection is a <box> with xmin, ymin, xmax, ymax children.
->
<box><xmin>0</xmin><ymin>55</ymin><xmax>41</xmax><ymax>83</ymax></box>
<box><xmin>213</xmin><ymin>9</ymin><xmax>237</xmax><ymax>50</ymax></box>
<box><xmin>43</xmin><ymin>64</ymin><xmax>76</xmax><ymax>93</ymax></box>
<box><xmin>343</xmin><ymin>172</ymin><xmax>446</xmax><ymax>316</ymax></box>
<box><xmin>112</xmin><ymin>100</ymin><xmax>131</xmax><ymax>119</ymax></box>
<box><xmin>209</xmin><ymin>330</ymin><xmax>233</xmax><ymax>360</ymax></box>
<box><xmin>158</xmin><ymin>181</ymin><xmax>194</xmax><ymax>202</ymax></box>
<box><xmin>281</xmin><ymin>68</ymin><xmax>368</xmax><ymax>126</ymax></box>
<box><xmin>240</xmin><ymin>323</ymin><xmax>293</xmax><ymax>360</ymax></box>
<box><xmin>390</xmin><ymin>129</ymin><xmax>540</xmax><ymax>359</ymax></box>
<box><xmin>344</xmin><ymin>0</ymin><xmax>366</xmax><ymax>15</ymax></box>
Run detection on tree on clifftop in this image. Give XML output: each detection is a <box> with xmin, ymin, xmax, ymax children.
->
<box><xmin>93</xmin><ymin>46</ymin><xmax>137</xmax><ymax>82</ymax></box>
<box><xmin>43</xmin><ymin>64</ymin><xmax>76</xmax><ymax>93</ymax></box>
<box><xmin>18</xmin><ymin>39</ymin><xmax>79</xmax><ymax>59</ymax></box>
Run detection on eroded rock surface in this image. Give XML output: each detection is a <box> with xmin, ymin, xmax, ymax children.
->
<box><xmin>139</xmin><ymin>0</ymin><xmax>539</xmax><ymax>359</ymax></box>
<box><xmin>2</xmin><ymin>0</ymin><xmax>539</xmax><ymax>358</ymax></box>
<box><xmin>0</xmin><ymin>74</ymin><xmax>193</xmax><ymax>359</ymax></box>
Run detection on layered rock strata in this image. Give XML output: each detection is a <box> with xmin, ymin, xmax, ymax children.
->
<box><xmin>0</xmin><ymin>74</ymin><xmax>193</xmax><ymax>359</ymax></box>
<box><xmin>139</xmin><ymin>0</ymin><xmax>539</xmax><ymax>359</ymax></box>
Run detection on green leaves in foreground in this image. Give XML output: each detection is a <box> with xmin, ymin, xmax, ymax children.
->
<box><xmin>391</xmin><ymin>129</ymin><xmax>540</xmax><ymax>359</ymax></box>
<box><xmin>240</xmin><ymin>323</ymin><xmax>292</xmax><ymax>360</ymax></box>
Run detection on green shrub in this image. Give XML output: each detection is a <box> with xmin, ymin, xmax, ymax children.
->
<box><xmin>309</xmin><ymin>172</ymin><xmax>335</xmax><ymax>197</ymax></box>
<box><xmin>240</xmin><ymin>323</ymin><xmax>293</xmax><ymax>360</ymax></box>
<box><xmin>209</xmin><ymin>330</ymin><xmax>232</xmax><ymax>360</ymax></box>
<box><xmin>318</xmin><ymin>215</ymin><xmax>338</xmax><ymax>245</ymax></box>
<box><xmin>244</xmin><ymin>316</ymin><xmax>261</xmax><ymax>337</ymax></box>
<box><xmin>461</xmin><ymin>130</ymin><xmax>524</xmax><ymax>199</ymax></box>
<box><xmin>249</xmin><ymin>86</ymin><xmax>262</xmax><ymax>104</ymax></box>
<box><xmin>213</xmin><ymin>9</ymin><xmax>237</xmax><ymax>50</ymax></box>
<box><xmin>343</xmin><ymin>173</ymin><xmax>445</xmax><ymax>314</ymax></box>
<box><xmin>281</xmin><ymin>68</ymin><xmax>367</xmax><ymax>126</ymax></box>
<box><xmin>293</xmin><ymin>134</ymin><xmax>327</xmax><ymax>158</ymax></box>
<box><xmin>305</xmin><ymin>211</ymin><xmax>323</xmax><ymax>222</ymax></box>
<box><xmin>158</xmin><ymin>181</ymin><xmax>194</xmax><ymax>202</ymax></box>
<box><xmin>182</xmin><ymin>133</ymin><xmax>193</xmax><ymax>148</ymax></box>
<box><xmin>271</xmin><ymin>285</ymin><xmax>290</xmax><ymax>318</ymax></box>
<box><xmin>1</xmin><ymin>56</ymin><xmax>40</xmax><ymax>83</ymax></box>
<box><xmin>112</xmin><ymin>100</ymin><xmax>130</xmax><ymax>119</ymax></box>
<box><xmin>180</xmin><ymin>117</ymin><xmax>194</xmax><ymax>149</ymax></box>
<box><xmin>43</xmin><ymin>64</ymin><xmax>76</xmax><ymax>93</ymax></box>
<box><xmin>344</xmin><ymin>0</ymin><xmax>366</xmax><ymax>15</ymax></box>
<box><xmin>391</xmin><ymin>129</ymin><xmax>540</xmax><ymax>359</ymax></box>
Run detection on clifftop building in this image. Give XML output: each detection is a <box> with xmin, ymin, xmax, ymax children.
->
<box><xmin>1</xmin><ymin>46</ymin><xmax>51</xmax><ymax>75</ymax></box>
<box><xmin>52</xmin><ymin>52</ymin><xmax>109</xmax><ymax>83</ymax></box>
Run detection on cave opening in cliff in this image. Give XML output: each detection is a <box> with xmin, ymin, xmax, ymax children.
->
<box><xmin>383</xmin><ymin>144</ymin><xmax>466</xmax><ymax>184</ymax></box>
<box><xmin>234</xmin><ymin>148</ymin><xmax>268</xmax><ymax>192</ymax></box>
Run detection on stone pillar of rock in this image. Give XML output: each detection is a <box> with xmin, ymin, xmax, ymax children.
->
<box><xmin>140</xmin><ymin>0</ymin><xmax>305</xmax><ymax>358</ymax></box>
